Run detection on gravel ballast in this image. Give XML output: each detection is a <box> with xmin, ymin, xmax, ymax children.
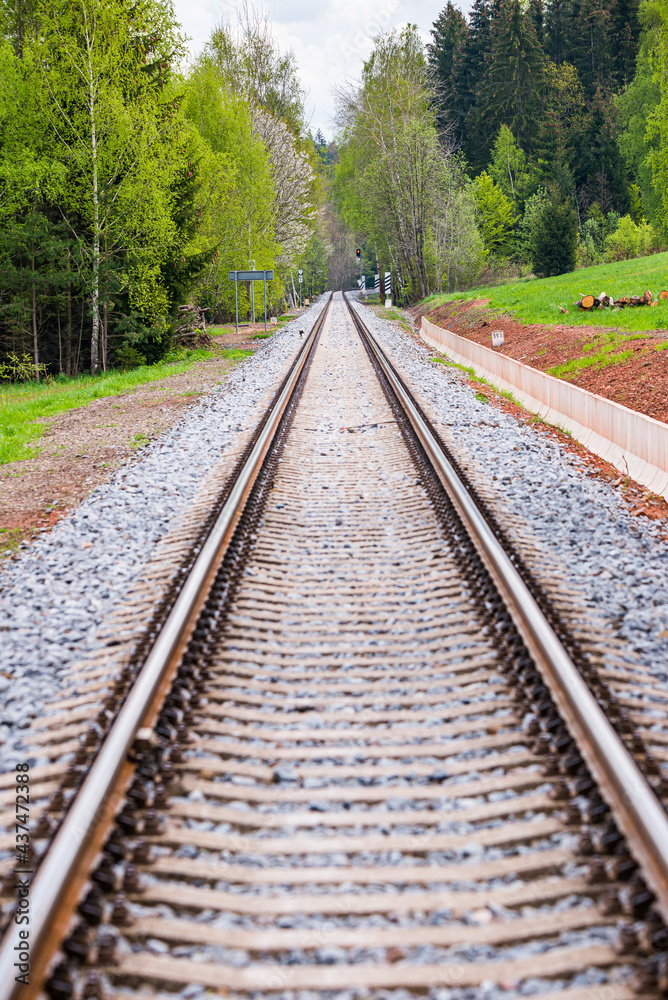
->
<box><xmin>0</xmin><ymin>300</ymin><xmax>326</xmax><ymax>768</ymax></box>
<box><xmin>353</xmin><ymin>297</ymin><xmax>668</xmax><ymax>676</ymax></box>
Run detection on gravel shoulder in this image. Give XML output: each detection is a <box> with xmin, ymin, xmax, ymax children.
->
<box><xmin>0</xmin><ymin>300</ymin><xmax>324</xmax><ymax>765</ymax></box>
<box><xmin>356</xmin><ymin>297</ymin><xmax>668</xmax><ymax>678</ymax></box>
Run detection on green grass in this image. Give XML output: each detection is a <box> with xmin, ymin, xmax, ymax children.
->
<box><xmin>547</xmin><ymin>331</ymin><xmax>647</xmax><ymax>378</ymax></box>
<box><xmin>421</xmin><ymin>252</ymin><xmax>668</xmax><ymax>332</ymax></box>
<box><xmin>0</xmin><ymin>346</ymin><xmax>251</xmax><ymax>466</ymax></box>
<box><xmin>252</xmin><ymin>333</ymin><xmax>272</xmax><ymax>339</ymax></box>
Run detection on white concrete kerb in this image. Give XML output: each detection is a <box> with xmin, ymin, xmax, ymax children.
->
<box><xmin>420</xmin><ymin>316</ymin><xmax>668</xmax><ymax>500</ymax></box>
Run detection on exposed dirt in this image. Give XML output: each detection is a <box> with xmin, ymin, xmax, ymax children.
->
<box><xmin>377</xmin><ymin>304</ymin><xmax>668</xmax><ymax>533</ymax></box>
<box><xmin>414</xmin><ymin>299</ymin><xmax>668</xmax><ymax>424</ymax></box>
<box><xmin>0</xmin><ymin>336</ymin><xmax>265</xmax><ymax>550</ymax></box>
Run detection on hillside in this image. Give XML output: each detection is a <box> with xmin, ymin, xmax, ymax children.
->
<box><xmin>416</xmin><ymin>254</ymin><xmax>668</xmax><ymax>423</ymax></box>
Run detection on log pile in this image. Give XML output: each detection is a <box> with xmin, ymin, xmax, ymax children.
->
<box><xmin>175</xmin><ymin>304</ymin><xmax>213</xmax><ymax>346</ymax></box>
<box><xmin>576</xmin><ymin>289</ymin><xmax>668</xmax><ymax>311</ymax></box>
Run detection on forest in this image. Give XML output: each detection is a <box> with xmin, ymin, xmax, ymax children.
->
<box><xmin>0</xmin><ymin>0</ymin><xmax>346</xmax><ymax>379</ymax></box>
<box><xmin>1</xmin><ymin>0</ymin><xmax>667</xmax><ymax>379</ymax></box>
<box><xmin>335</xmin><ymin>0</ymin><xmax>668</xmax><ymax>302</ymax></box>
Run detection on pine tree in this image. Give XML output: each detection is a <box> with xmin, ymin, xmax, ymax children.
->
<box><xmin>529</xmin><ymin>0</ymin><xmax>545</xmax><ymax>47</ymax></box>
<box><xmin>611</xmin><ymin>0</ymin><xmax>639</xmax><ymax>87</ymax></box>
<box><xmin>467</xmin><ymin>0</ymin><xmax>546</xmax><ymax>168</ymax></box>
<box><xmin>450</xmin><ymin>0</ymin><xmax>493</xmax><ymax>156</ymax></box>
<box><xmin>531</xmin><ymin>192</ymin><xmax>577</xmax><ymax>274</ymax></box>
<box><xmin>545</xmin><ymin>0</ymin><xmax>572</xmax><ymax>64</ymax></box>
<box><xmin>428</xmin><ymin>2</ymin><xmax>468</xmax><ymax>123</ymax></box>
<box><xmin>565</xmin><ymin>0</ymin><xmax>613</xmax><ymax>97</ymax></box>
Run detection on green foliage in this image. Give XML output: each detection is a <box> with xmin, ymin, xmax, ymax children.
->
<box><xmin>488</xmin><ymin>125</ymin><xmax>535</xmax><ymax>213</ymax></box>
<box><xmin>336</xmin><ymin>26</ymin><xmax>479</xmax><ymax>301</ymax></box>
<box><xmin>531</xmin><ymin>194</ymin><xmax>578</xmax><ymax>276</ymax></box>
<box><xmin>605</xmin><ymin>214</ymin><xmax>660</xmax><ymax>259</ymax></box>
<box><xmin>114</xmin><ymin>344</ymin><xmax>147</xmax><ymax>370</ymax></box>
<box><xmin>471</xmin><ymin>172</ymin><xmax>517</xmax><ymax>257</ymax></box>
<box><xmin>0</xmin><ymin>0</ymin><xmax>314</xmax><ymax>380</ymax></box>
<box><xmin>0</xmin><ymin>352</ymin><xmax>48</xmax><ymax>382</ymax></box>
<box><xmin>516</xmin><ymin>188</ymin><xmax>548</xmax><ymax>263</ymax></box>
<box><xmin>616</xmin><ymin>43</ymin><xmax>662</xmax><ymax>226</ymax></box>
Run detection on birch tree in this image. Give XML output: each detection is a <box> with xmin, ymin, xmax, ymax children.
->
<box><xmin>335</xmin><ymin>26</ymin><xmax>481</xmax><ymax>300</ymax></box>
<box><xmin>34</xmin><ymin>0</ymin><xmax>186</xmax><ymax>371</ymax></box>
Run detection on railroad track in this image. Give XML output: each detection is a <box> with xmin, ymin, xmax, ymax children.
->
<box><xmin>2</xmin><ymin>291</ymin><xmax>668</xmax><ymax>998</ymax></box>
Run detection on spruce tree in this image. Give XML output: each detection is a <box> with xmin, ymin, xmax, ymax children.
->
<box><xmin>529</xmin><ymin>0</ymin><xmax>545</xmax><ymax>48</ymax></box>
<box><xmin>450</xmin><ymin>0</ymin><xmax>492</xmax><ymax>157</ymax></box>
<box><xmin>467</xmin><ymin>0</ymin><xmax>546</xmax><ymax>168</ymax></box>
<box><xmin>565</xmin><ymin>0</ymin><xmax>613</xmax><ymax>97</ymax></box>
<box><xmin>428</xmin><ymin>2</ymin><xmax>468</xmax><ymax>123</ymax></box>
<box><xmin>531</xmin><ymin>193</ymin><xmax>577</xmax><ymax>275</ymax></box>
<box><xmin>544</xmin><ymin>0</ymin><xmax>572</xmax><ymax>65</ymax></box>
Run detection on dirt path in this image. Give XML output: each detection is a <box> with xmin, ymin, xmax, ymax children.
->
<box><xmin>416</xmin><ymin>299</ymin><xmax>668</xmax><ymax>424</ymax></box>
<box><xmin>0</xmin><ymin>340</ymin><xmax>254</xmax><ymax>550</ymax></box>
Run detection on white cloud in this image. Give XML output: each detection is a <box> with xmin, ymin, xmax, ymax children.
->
<box><xmin>173</xmin><ymin>0</ymin><xmax>470</xmax><ymax>139</ymax></box>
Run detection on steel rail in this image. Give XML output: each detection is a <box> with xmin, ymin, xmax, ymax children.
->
<box><xmin>343</xmin><ymin>291</ymin><xmax>668</xmax><ymax>923</ymax></box>
<box><xmin>0</xmin><ymin>294</ymin><xmax>333</xmax><ymax>1000</ymax></box>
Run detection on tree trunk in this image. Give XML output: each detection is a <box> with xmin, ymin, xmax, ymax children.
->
<box><xmin>66</xmin><ymin>263</ymin><xmax>73</xmax><ymax>376</ymax></box>
<box><xmin>86</xmin><ymin>25</ymin><xmax>100</xmax><ymax>374</ymax></box>
<box><xmin>31</xmin><ymin>256</ymin><xmax>39</xmax><ymax>383</ymax></box>
<box><xmin>57</xmin><ymin>309</ymin><xmax>62</xmax><ymax>374</ymax></box>
<box><xmin>102</xmin><ymin>233</ymin><xmax>108</xmax><ymax>372</ymax></box>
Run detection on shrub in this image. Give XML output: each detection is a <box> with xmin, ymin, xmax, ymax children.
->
<box><xmin>0</xmin><ymin>353</ymin><xmax>48</xmax><ymax>383</ymax></box>
<box><xmin>530</xmin><ymin>196</ymin><xmax>578</xmax><ymax>277</ymax></box>
<box><xmin>605</xmin><ymin>214</ymin><xmax>659</xmax><ymax>261</ymax></box>
<box><xmin>471</xmin><ymin>172</ymin><xmax>517</xmax><ymax>258</ymax></box>
<box><xmin>516</xmin><ymin>188</ymin><xmax>547</xmax><ymax>264</ymax></box>
<box><xmin>114</xmin><ymin>344</ymin><xmax>147</xmax><ymax>370</ymax></box>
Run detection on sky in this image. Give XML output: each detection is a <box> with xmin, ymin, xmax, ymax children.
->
<box><xmin>172</xmin><ymin>0</ymin><xmax>459</xmax><ymax>139</ymax></box>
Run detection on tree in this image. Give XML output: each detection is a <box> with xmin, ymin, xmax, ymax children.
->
<box><xmin>335</xmin><ymin>26</ymin><xmax>453</xmax><ymax>300</ymax></box>
<box><xmin>642</xmin><ymin>0</ymin><xmax>668</xmax><ymax>232</ymax></box>
<box><xmin>207</xmin><ymin>1</ymin><xmax>306</xmax><ymax>139</ymax></box>
<box><xmin>30</xmin><ymin>0</ymin><xmax>190</xmax><ymax>371</ymax></box>
<box><xmin>531</xmin><ymin>192</ymin><xmax>578</xmax><ymax>274</ymax></box>
<box><xmin>468</xmin><ymin>0</ymin><xmax>547</xmax><ymax>166</ymax></box>
<box><xmin>471</xmin><ymin>171</ymin><xmax>517</xmax><ymax>256</ymax></box>
<box><xmin>616</xmin><ymin>43</ymin><xmax>662</xmax><ymax>226</ymax></box>
<box><xmin>450</xmin><ymin>0</ymin><xmax>492</xmax><ymax>155</ymax></box>
<box><xmin>516</xmin><ymin>186</ymin><xmax>548</xmax><ymax>262</ymax></box>
<box><xmin>428</xmin><ymin>2</ymin><xmax>468</xmax><ymax>122</ymax></box>
<box><xmin>488</xmin><ymin>125</ymin><xmax>534</xmax><ymax>212</ymax></box>
<box><xmin>182</xmin><ymin>59</ymin><xmax>277</xmax><ymax>320</ymax></box>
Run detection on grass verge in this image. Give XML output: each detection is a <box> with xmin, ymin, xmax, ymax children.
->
<box><xmin>421</xmin><ymin>252</ymin><xmax>668</xmax><ymax>332</ymax></box>
<box><xmin>0</xmin><ymin>346</ymin><xmax>251</xmax><ymax>466</ymax></box>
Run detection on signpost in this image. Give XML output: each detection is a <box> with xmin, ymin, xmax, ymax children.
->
<box><xmin>228</xmin><ymin>270</ymin><xmax>274</xmax><ymax>334</ymax></box>
<box><xmin>298</xmin><ymin>269</ymin><xmax>303</xmax><ymax>308</ymax></box>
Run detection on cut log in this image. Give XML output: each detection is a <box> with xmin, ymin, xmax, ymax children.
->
<box><xmin>643</xmin><ymin>290</ymin><xmax>653</xmax><ymax>305</ymax></box>
<box><xmin>659</xmin><ymin>290</ymin><xmax>668</xmax><ymax>300</ymax></box>
<box><xmin>630</xmin><ymin>295</ymin><xmax>641</xmax><ymax>306</ymax></box>
<box><xmin>578</xmin><ymin>294</ymin><xmax>595</xmax><ymax>310</ymax></box>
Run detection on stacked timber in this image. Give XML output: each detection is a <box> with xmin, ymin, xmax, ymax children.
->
<box><xmin>175</xmin><ymin>304</ymin><xmax>213</xmax><ymax>346</ymax></box>
<box><xmin>576</xmin><ymin>289</ymin><xmax>668</xmax><ymax>311</ymax></box>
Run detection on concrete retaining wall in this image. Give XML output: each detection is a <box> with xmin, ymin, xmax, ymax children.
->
<box><xmin>421</xmin><ymin>315</ymin><xmax>668</xmax><ymax>499</ymax></box>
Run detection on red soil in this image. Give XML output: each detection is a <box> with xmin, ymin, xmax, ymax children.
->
<box><xmin>415</xmin><ymin>299</ymin><xmax>668</xmax><ymax>425</ymax></box>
